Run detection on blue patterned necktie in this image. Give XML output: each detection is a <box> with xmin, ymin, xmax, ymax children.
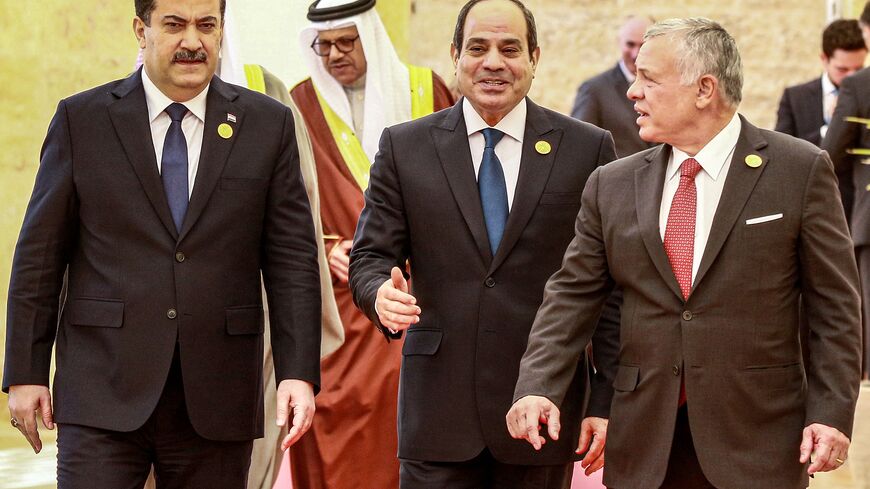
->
<box><xmin>478</xmin><ymin>127</ymin><xmax>508</xmax><ymax>255</ymax></box>
<box><xmin>162</xmin><ymin>103</ymin><xmax>189</xmax><ymax>233</ymax></box>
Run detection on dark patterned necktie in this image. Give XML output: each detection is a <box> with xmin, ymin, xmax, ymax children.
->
<box><xmin>479</xmin><ymin>128</ymin><xmax>508</xmax><ymax>255</ymax></box>
<box><xmin>162</xmin><ymin>103</ymin><xmax>189</xmax><ymax>233</ymax></box>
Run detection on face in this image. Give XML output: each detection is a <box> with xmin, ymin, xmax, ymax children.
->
<box><xmin>451</xmin><ymin>0</ymin><xmax>539</xmax><ymax>126</ymax></box>
<box><xmin>822</xmin><ymin>48</ymin><xmax>866</xmax><ymax>87</ymax></box>
<box><xmin>134</xmin><ymin>0</ymin><xmax>222</xmax><ymax>102</ymax></box>
<box><xmin>317</xmin><ymin>25</ymin><xmax>367</xmax><ymax>86</ymax></box>
<box><xmin>627</xmin><ymin>36</ymin><xmax>701</xmax><ymax>148</ymax></box>
<box><xmin>618</xmin><ymin>17</ymin><xmax>651</xmax><ymax>75</ymax></box>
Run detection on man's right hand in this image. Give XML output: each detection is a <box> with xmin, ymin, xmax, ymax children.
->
<box><xmin>375</xmin><ymin>266</ymin><xmax>420</xmax><ymax>332</ymax></box>
<box><xmin>506</xmin><ymin>395</ymin><xmax>561</xmax><ymax>451</ymax></box>
<box><xmin>8</xmin><ymin>384</ymin><xmax>54</xmax><ymax>454</ymax></box>
<box><xmin>327</xmin><ymin>240</ymin><xmax>353</xmax><ymax>283</ymax></box>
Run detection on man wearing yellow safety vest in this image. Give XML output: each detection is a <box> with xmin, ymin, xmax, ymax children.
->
<box><xmin>288</xmin><ymin>1</ymin><xmax>454</xmax><ymax>488</ymax></box>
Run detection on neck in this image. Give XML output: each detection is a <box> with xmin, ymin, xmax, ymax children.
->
<box><xmin>674</xmin><ymin>108</ymin><xmax>736</xmax><ymax>156</ymax></box>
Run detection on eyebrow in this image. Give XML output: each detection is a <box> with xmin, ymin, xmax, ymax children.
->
<box><xmin>465</xmin><ymin>36</ymin><xmax>522</xmax><ymax>46</ymax></box>
<box><xmin>161</xmin><ymin>14</ymin><xmax>218</xmax><ymax>23</ymax></box>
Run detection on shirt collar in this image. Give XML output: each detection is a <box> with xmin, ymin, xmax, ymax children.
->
<box><xmin>141</xmin><ymin>67</ymin><xmax>209</xmax><ymax>124</ymax></box>
<box><xmin>821</xmin><ymin>72</ymin><xmax>837</xmax><ymax>95</ymax></box>
<box><xmin>618</xmin><ymin>59</ymin><xmax>636</xmax><ymax>83</ymax></box>
<box><xmin>463</xmin><ymin>97</ymin><xmax>527</xmax><ymax>143</ymax></box>
<box><xmin>668</xmin><ymin>112</ymin><xmax>742</xmax><ymax>182</ymax></box>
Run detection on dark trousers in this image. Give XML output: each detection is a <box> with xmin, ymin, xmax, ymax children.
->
<box><xmin>658</xmin><ymin>405</ymin><xmax>716</xmax><ymax>489</ymax></box>
<box><xmin>400</xmin><ymin>448</ymin><xmax>573</xmax><ymax>489</ymax></box>
<box><xmin>56</xmin><ymin>351</ymin><xmax>253</xmax><ymax>489</ymax></box>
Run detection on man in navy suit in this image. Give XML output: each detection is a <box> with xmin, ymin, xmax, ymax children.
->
<box><xmin>3</xmin><ymin>0</ymin><xmax>322</xmax><ymax>486</ymax></box>
<box><xmin>775</xmin><ymin>19</ymin><xmax>866</xmax><ymax>146</ymax></box>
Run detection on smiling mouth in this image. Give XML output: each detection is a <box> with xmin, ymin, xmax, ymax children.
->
<box><xmin>478</xmin><ymin>79</ymin><xmax>508</xmax><ymax>88</ymax></box>
<box><xmin>634</xmin><ymin>105</ymin><xmax>650</xmax><ymax>119</ymax></box>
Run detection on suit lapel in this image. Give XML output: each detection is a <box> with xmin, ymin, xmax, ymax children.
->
<box><xmin>178</xmin><ymin>77</ymin><xmax>242</xmax><ymax>241</ymax></box>
<box><xmin>810</xmin><ymin>78</ymin><xmax>825</xmax><ymax>128</ymax></box>
<box><xmin>431</xmin><ymin>102</ymin><xmax>492</xmax><ymax>264</ymax></box>
<box><xmin>108</xmin><ymin>69</ymin><xmax>178</xmax><ymax>239</ymax></box>
<box><xmin>693</xmin><ymin>117</ymin><xmax>768</xmax><ymax>291</ymax></box>
<box><xmin>611</xmin><ymin>64</ymin><xmax>630</xmax><ymax>102</ymax></box>
<box><xmin>489</xmin><ymin>100</ymin><xmax>559</xmax><ymax>273</ymax></box>
<box><xmin>635</xmin><ymin>145</ymin><xmax>684</xmax><ymax>300</ymax></box>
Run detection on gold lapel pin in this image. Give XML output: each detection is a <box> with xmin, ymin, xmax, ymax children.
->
<box><xmin>744</xmin><ymin>154</ymin><xmax>762</xmax><ymax>168</ymax></box>
<box><xmin>535</xmin><ymin>140</ymin><xmax>551</xmax><ymax>155</ymax></box>
<box><xmin>218</xmin><ymin>123</ymin><xmax>233</xmax><ymax>139</ymax></box>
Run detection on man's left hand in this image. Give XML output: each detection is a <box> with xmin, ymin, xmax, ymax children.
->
<box><xmin>799</xmin><ymin>422</ymin><xmax>850</xmax><ymax>474</ymax></box>
<box><xmin>276</xmin><ymin>379</ymin><xmax>315</xmax><ymax>450</ymax></box>
<box><xmin>576</xmin><ymin>416</ymin><xmax>608</xmax><ymax>475</ymax></box>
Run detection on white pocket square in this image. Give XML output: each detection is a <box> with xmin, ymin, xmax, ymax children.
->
<box><xmin>745</xmin><ymin>213</ymin><xmax>783</xmax><ymax>225</ymax></box>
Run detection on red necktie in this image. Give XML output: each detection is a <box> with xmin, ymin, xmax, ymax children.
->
<box><xmin>663</xmin><ymin>157</ymin><xmax>701</xmax><ymax>406</ymax></box>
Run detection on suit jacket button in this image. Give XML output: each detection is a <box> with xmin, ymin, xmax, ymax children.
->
<box><xmin>673</xmin><ymin>365</ymin><xmax>680</xmax><ymax>376</ymax></box>
<box><xmin>484</xmin><ymin>277</ymin><xmax>496</xmax><ymax>288</ymax></box>
<box><xmin>681</xmin><ymin>310</ymin><xmax>693</xmax><ymax>321</ymax></box>
<box><xmin>167</xmin><ymin>308</ymin><xmax>177</xmax><ymax>319</ymax></box>
<box><xmin>175</xmin><ymin>251</ymin><xmax>186</xmax><ymax>263</ymax></box>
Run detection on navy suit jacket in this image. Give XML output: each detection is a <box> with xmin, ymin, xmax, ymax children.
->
<box><xmin>775</xmin><ymin>77</ymin><xmax>825</xmax><ymax>146</ymax></box>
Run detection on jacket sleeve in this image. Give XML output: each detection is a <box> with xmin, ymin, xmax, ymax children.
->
<box><xmin>3</xmin><ymin>100</ymin><xmax>78</xmax><ymax>392</ymax></box>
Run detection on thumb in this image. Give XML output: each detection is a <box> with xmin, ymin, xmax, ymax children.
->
<box><xmin>545</xmin><ymin>405</ymin><xmax>561</xmax><ymax>441</ymax></box>
<box><xmin>799</xmin><ymin>426</ymin><xmax>814</xmax><ymax>463</ymax></box>
<box><xmin>39</xmin><ymin>394</ymin><xmax>54</xmax><ymax>430</ymax></box>
<box><xmin>576</xmin><ymin>421</ymin><xmax>591</xmax><ymax>454</ymax></box>
<box><xmin>391</xmin><ymin>267</ymin><xmax>408</xmax><ymax>293</ymax></box>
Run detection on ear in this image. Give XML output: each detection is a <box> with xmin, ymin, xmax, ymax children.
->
<box><xmin>530</xmin><ymin>46</ymin><xmax>541</xmax><ymax>71</ymax></box>
<box><xmin>695</xmin><ymin>74</ymin><xmax>718</xmax><ymax>109</ymax></box>
<box><xmin>133</xmin><ymin>17</ymin><xmax>147</xmax><ymax>49</ymax></box>
<box><xmin>820</xmin><ymin>51</ymin><xmax>830</xmax><ymax>65</ymax></box>
<box><xmin>450</xmin><ymin>42</ymin><xmax>459</xmax><ymax>69</ymax></box>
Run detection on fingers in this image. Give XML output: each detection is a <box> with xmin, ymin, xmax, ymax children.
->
<box><xmin>506</xmin><ymin>396</ymin><xmax>558</xmax><ymax>451</ymax></box>
<box><xmin>21</xmin><ymin>413</ymin><xmax>42</xmax><ymax>454</ymax></box>
<box><xmin>328</xmin><ymin>241</ymin><xmax>351</xmax><ymax>283</ymax></box>
<box><xmin>275</xmin><ymin>386</ymin><xmax>290</xmax><ymax>428</ymax></box>
<box><xmin>376</xmin><ymin>272</ymin><xmax>420</xmax><ymax>331</ymax></box>
<box><xmin>39</xmin><ymin>393</ymin><xmax>54</xmax><ymax>430</ymax></box>
<box><xmin>8</xmin><ymin>385</ymin><xmax>51</xmax><ymax>454</ymax></box>
<box><xmin>281</xmin><ymin>402</ymin><xmax>315</xmax><ymax>450</ymax></box>
<box><xmin>801</xmin><ymin>423</ymin><xmax>851</xmax><ymax>474</ymax></box>
<box><xmin>545</xmin><ymin>408</ymin><xmax>561</xmax><ymax>442</ymax></box>
<box><xmin>578</xmin><ymin>417</ymin><xmax>608</xmax><ymax>475</ymax></box>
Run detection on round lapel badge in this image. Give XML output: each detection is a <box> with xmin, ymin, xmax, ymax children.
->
<box><xmin>535</xmin><ymin>140</ymin><xmax>551</xmax><ymax>155</ymax></box>
<box><xmin>744</xmin><ymin>154</ymin><xmax>762</xmax><ymax>168</ymax></box>
<box><xmin>218</xmin><ymin>123</ymin><xmax>234</xmax><ymax>139</ymax></box>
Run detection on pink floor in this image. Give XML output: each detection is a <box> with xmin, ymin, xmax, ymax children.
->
<box><xmin>272</xmin><ymin>453</ymin><xmax>604</xmax><ymax>488</ymax></box>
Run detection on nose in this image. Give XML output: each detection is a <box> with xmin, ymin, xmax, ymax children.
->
<box><xmin>328</xmin><ymin>43</ymin><xmax>345</xmax><ymax>61</ymax></box>
<box><xmin>179</xmin><ymin>24</ymin><xmax>203</xmax><ymax>51</ymax></box>
<box><xmin>481</xmin><ymin>48</ymin><xmax>505</xmax><ymax>70</ymax></box>
<box><xmin>627</xmin><ymin>78</ymin><xmax>642</xmax><ymax>100</ymax></box>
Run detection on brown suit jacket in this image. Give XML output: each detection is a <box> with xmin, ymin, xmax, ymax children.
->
<box><xmin>515</xmin><ymin>116</ymin><xmax>861</xmax><ymax>489</ymax></box>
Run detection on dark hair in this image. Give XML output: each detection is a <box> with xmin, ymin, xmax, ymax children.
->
<box><xmin>862</xmin><ymin>1</ymin><xmax>870</xmax><ymax>25</ymax></box>
<box><xmin>135</xmin><ymin>0</ymin><xmax>226</xmax><ymax>25</ymax></box>
<box><xmin>822</xmin><ymin>19</ymin><xmax>866</xmax><ymax>57</ymax></box>
<box><xmin>452</xmin><ymin>0</ymin><xmax>537</xmax><ymax>60</ymax></box>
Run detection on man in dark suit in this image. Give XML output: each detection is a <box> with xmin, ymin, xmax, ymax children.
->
<box><xmin>823</xmin><ymin>2</ymin><xmax>870</xmax><ymax>381</ymax></box>
<box><xmin>571</xmin><ymin>15</ymin><xmax>654</xmax><ymax>158</ymax></box>
<box><xmin>775</xmin><ymin>19</ymin><xmax>866</xmax><ymax>146</ymax></box>
<box><xmin>509</xmin><ymin>17</ymin><xmax>861</xmax><ymax>489</ymax></box>
<box><xmin>349</xmin><ymin>0</ymin><xmax>619</xmax><ymax>487</ymax></box>
<box><xmin>3</xmin><ymin>0</ymin><xmax>322</xmax><ymax>486</ymax></box>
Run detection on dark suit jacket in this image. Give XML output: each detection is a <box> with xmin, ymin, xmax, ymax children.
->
<box><xmin>775</xmin><ymin>77</ymin><xmax>825</xmax><ymax>146</ymax></box>
<box><xmin>571</xmin><ymin>63</ymin><xmax>652</xmax><ymax>158</ymax></box>
<box><xmin>3</xmin><ymin>69</ymin><xmax>322</xmax><ymax>441</ymax></box>
<box><xmin>516</xmin><ymin>117</ymin><xmax>861</xmax><ymax>489</ymax></box>
<box><xmin>822</xmin><ymin>67</ymin><xmax>870</xmax><ymax>242</ymax></box>
<box><xmin>349</xmin><ymin>99</ymin><xmax>620</xmax><ymax>464</ymax></box>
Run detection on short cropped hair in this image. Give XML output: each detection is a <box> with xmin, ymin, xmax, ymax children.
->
<box><xmin>453</xmin><ymin>0</ymin><xmax>537</xmax><ymax>60</ymax></box>
<box><xmin>645</xmin><ymin>17</ymin><xmax>743</xmax><ymax>107</ymax></box>
<box><xmin>822</xmin><ymin>19</ymin><xmax>866</xmax><ymax>57</ymax></box>
<box><xmin>135</xmin><ymin>0</ymin><xmax>226</xmax><ymax>26</ymax></box>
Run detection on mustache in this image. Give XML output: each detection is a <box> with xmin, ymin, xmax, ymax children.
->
<box><xmin>173</xmin><ymin>50</ymin><xmax>207</xmax><ymax>62</ymax></box>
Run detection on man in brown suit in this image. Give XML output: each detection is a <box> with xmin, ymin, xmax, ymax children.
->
<box><xmin>507</xmin><ymin>17</ymin><xmax>862</xmax><ymax>489</ymax></box>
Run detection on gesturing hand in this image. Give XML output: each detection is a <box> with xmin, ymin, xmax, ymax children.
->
<box><xmin>506</xmin><ymin>395</ymin><xmax>561</xmax><ymax>451</ymax></box>
<box><xmin>375</xmin><ymin>267</ymin><xmax>420</xmax><ymax>332</ymax></box>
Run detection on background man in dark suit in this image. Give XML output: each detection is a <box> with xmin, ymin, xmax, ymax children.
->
<box><xmin>775</xmin><ymin>19</ymin><xmax>866</xmax><ymax>146</ymax></box>
<box><xmin>570</xmin><ymin>15</ymin><xmax>654</xmax><ymax>158</ymax></box>
<box><xmin>509</xmin><ymin>17</ymin><xmax>861</xmax><ymax>489</ymax></box>
<box><xmin>349</xmin><ymin>0</ymin><xmax>619</xmax><ymax>487</ymax></box>
<box><xmin>3</xmin><ymin>0</ymin><xmax>322</xmax><ymax>486</ymax></box>
<box><xmin>823</xmin><ymin>1</ymin><xmax>870</xmax><ymax>382</ymax></box>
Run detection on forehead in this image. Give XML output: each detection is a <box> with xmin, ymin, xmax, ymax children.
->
<box><xmin>152</xmin><ymin>0</ymin><xmax>222</xmax><ymax>17</ymax></box>
<box><xmin>636</xmin><ymin>36</ymin><xmax>677</xmax><ymax>72</ymax></box>
<box><xmin>619</xmin><ymin>18</ymin><xmax>650</xmax><ymax>42</ymax></box>
<box><xmin>317</xmin><ymin>25</ymin><xmax>359</xmax><ymax>40</ymax></box>
<box><xmin>828</xmin><ymin>48</ymin><xmax>867</xmax><ymax>64</ymax></box>
<box><xmin>463</xmin><ymin>0</ymin><xmax>527</xmax><ymax>44</ymax></box>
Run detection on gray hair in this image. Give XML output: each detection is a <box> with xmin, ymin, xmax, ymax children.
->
<box><xmin>644</xmin><ymin>17</ymin><xmax>743</xmax><ymax>107</ymax></box>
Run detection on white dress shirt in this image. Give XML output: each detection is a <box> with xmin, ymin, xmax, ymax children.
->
<box><xmin>463</xmin><ymin>98</ymin><xmax>526</xmax><ymax>210</ymax></box>
<box><xmin>821</xmin><ymin>72</ymin><xmax>838</xmax><ymax>138</ymax></box>
<box><xmin>618</xmin><ymin>59</ymin><xmax>636</xmax><ymax>84</ymax></box>
<box><xmin>142</xmin><ymin>68</ymin><xmax>209</xmax><ymax>198</ymax></box>
<box><xmin>659</xmin><ymin>113</ymin><xmax>741</xmax><ymax>285</ymax></box>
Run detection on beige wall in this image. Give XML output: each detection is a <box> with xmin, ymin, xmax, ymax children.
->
<box><xmin>410</xmin><ymin>0</ymin><xmax>830</xmax><ymax>129</ymax></box>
